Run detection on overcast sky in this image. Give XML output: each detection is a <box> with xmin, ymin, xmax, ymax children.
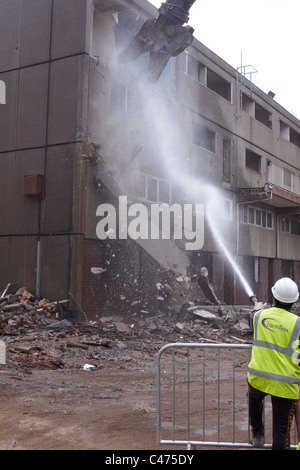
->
<box><xmin>149</xmin><ymin>0</ymin><xmax>300</xmax><ymax>119</ymax></box>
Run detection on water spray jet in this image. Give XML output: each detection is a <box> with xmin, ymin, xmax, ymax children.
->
<box><xmin>205</xmin><ymin>206</ymin><xmax>255</xmax><ymax>300</ymax></box>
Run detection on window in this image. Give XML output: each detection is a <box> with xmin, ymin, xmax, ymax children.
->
<box><xmin>255</xmin><ymin>103</ymin><xmax>272</xmax><ymax>129</ymax></box>
<box><xmin>186</xmin><ymin>53</ymin><xmax>232</xmax><ymax>102</ymax></box>
<box><xmin>242</xmin><ymin>93</ymin><xmax>255</xmax><ymax>117</ymax></box>
<box><xmin>193</xmin><ymin>123</ymin><xmax>216</xmax><ymax>153</ymax></box>
<box><xmin>206</xmin><ymin>68</ymin><xmax>232</xmax><ymax>102</ymax></box>
<box><xmin>242</xmin><ymin>256</ymin><xmax>259</xmax><ymax>283</ymax></box>
<box><xmin>280</xmin><ymin>121</ymin><xmax>290</xmax><ymax>141</ymax></box>
<box><xmin>279</xmin><ymin>121</ymin><xmax>300</xmax><ymax>148</ymax></box>
<box><xmin>283</xmin><ymin>169</ymin><xmax>292</xmax><ymax>189</ymax></box>
<box><xmin>221</xmin><ymin>199</ymin><xmax>232</xmax><ymax>220</ymax></box>
<box><xmin>279</xmin><ymin>217</ymin><xmax>290</xmax><ymax>233</ymax></box>
<box><xmin>223</xmin><ymin>138</ymin><xmax>231</xmax><ymax>182</ymax></box>
<box><xmin>290</xmin><ymin>128</ymin><xmax>300</xmax><ymax>148</ymax></box>
<box><xmin>249</xmin><ymin>207</ymin><xmax>255</xmax><ymax>224</ymax></box>
<box><xmin>186</xmin><ymin>54</ymin><xmax>206</xmax><ymax>85</ymax></box>
<box><xmin>267</xmin><ymin>212</ymin><xmax>273</xmax><ymax>229</ymax></box>
<box><xmin>242</xmin><ymin>93</ymin><xmax>272</xmax><ymax>128</ymax></box>
<box><xmin>246</xmin><ymin>149</ymin><xmax>261</xmax><ymax>173</ymax></box>
<box><xmin>256</xmin><ymin>210</ymin><xmax>261</xmax><ymax>226</ymax></box>
<box><xmin>135</xmin><ymin>173</ymin><xmax>171</xmax><ymax>204</ymax></box>
<box><xmin>240</xmin><ymin>205</ymin><xmax>273</xmax><ymax>230</ymax></box>
<box><xmin>279</xmin><ymin>217</ymin><xmax>300</xmax><ymax>236</ymax></box>
<box><xmin>111</xmin><ymin>81</ymin><xmax>144</xmax><ymax>117</ymax></box>
<box><xmin>291</xmin><ymin>219</ymin><xmax>300</xmax><ymax>236</ymax></box>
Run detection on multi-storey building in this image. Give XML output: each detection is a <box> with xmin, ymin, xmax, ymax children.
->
<box><xmin>1</xmin><ymin>0</ymin><xmax>300</xmax><ymax>318</ymax></box>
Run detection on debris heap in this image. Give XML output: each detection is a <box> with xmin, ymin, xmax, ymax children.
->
<box><xmin>0</xmin><ymin>286</ymin><xmax>72</xmax><ymax>336</ymax></box>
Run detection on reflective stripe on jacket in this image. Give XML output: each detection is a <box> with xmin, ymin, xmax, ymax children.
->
<box><xmin>248</xmin><ymin>307</ymin><xmax>300</xmax><ymax>399</ymax></box>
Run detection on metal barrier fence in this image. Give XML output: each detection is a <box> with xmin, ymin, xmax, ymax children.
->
<box><xmin>156</xmin><ymin>342</ymin><xmax>297</xmax><ymax>450</ymax></box>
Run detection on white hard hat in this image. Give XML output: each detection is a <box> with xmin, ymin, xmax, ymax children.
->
<box><xmin>271</xmin><ymin>277</ymin><xmax>299</xmax><ymax>304</ymax></box>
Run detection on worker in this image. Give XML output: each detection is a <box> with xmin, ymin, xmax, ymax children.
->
<box><xmin>248</xmin><ymin>277</ymin><xmax>300</xmax><ymax>450</ymax></box>
<box><xmin>296</xmin><ymin>393</ymin><xmax>300</xmax><ymax>450</ymax></box>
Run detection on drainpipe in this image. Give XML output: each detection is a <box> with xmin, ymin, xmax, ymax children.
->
<box><xmin>36</xmin><ymin>240</ymin><xmax>41</xmax><ymax>297</ymax></box>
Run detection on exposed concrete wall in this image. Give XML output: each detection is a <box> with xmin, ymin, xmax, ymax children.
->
<box><xmin>0</xmin><ymin>0</ymin><xmax>91</xmax><ymax>304</ymax></box>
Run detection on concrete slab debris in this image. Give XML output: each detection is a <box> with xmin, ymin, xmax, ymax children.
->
<box><xmin>197</xmin><ymin>267</ymin><xmax>224</xmax><ymax>316</ymax></box>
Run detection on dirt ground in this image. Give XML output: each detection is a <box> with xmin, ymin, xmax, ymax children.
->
<box><xmin>0</xmin><ymin>311</ymin><xmax>265</xmax><ymax>451</ymax></box>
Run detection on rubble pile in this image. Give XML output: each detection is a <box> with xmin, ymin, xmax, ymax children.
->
<box><xmin>0</xmin><ymin>286</ymin><xmax>73</xmax><ymax>336</ymax></box>
<box><xmin>0</xmin><ymin>286</ymin><xmax>254</xmax><ymax>372</ymax></box>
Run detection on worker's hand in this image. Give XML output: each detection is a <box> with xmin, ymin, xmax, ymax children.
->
<box><xmin>297</xmin><ymin>442</ymin><xmax>300</xmax><ymax>451</ymax></box>
<box><xmin>253</xmin><ymin>302</ymin><xmax>267</xmax><ymax>311</ymax></box>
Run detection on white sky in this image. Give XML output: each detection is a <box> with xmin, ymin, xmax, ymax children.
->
<box><xmin>149</xmin><ymin>0</ymin><xmax>300</xmax><ymax>119</ymax></box>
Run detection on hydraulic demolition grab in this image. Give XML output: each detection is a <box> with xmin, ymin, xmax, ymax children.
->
<box><xmin>118</xmin><ymin>0</ymin><xmax>197</xmax><ymax>81</ymax></box>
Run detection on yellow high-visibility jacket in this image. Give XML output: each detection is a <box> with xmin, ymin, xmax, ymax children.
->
<box><xmin>248</xmin><ymin>307</ymin><xmax>300</xmax><ymax>399</ymax></box>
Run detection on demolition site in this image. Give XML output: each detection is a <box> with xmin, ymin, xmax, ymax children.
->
<box><xmin>0</xmin><ymin>0</ymin><xmax>300</xmax><ymax>450</ymax></box>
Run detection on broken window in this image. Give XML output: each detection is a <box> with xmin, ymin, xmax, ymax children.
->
<box><xmin>280</xmin><ymin>121</ymin><xmax>290</xmax><ymax>141</ymax></box>
<box><xmin>255</xmin><ymin>103</ymin><xmax>272</xmax><ymax>129</ymax></box>
<box><xmin>242</xmin><ymin>94</ymin><xmax>272</xmax><ymax>128</ymax></box>
<box><xmin>193</xmin><ymin>123</ymin><xmax>216</xmax><ymax>153</ymax></box>
<box><xmin>246</xmin><ymin>149</ymin><xmax>261</xmax><ymax>173</ymax></box>
<box><xmin>290</xmin><ymin>128</ymin><xmax>300</xmax><ymax>148</ymax></box>
<box><xmin>186</xmin><ymin>53</ymin><xmax>232</xmax><ymax>102</ymax></box>
<box><xmin>206</xmin><ymin>68</ymin><xmax>231</xmax><ymax>102</ymax></box>
<box><xmin>135</xmin><ymin>173</ymin><xmax>171</xmax><ymax>204</ymax></box>
<box><xmin>242</xmin><ymin>93</ymin><xmax>255</xmax><ymax>117</ymax></box>
<box><xmin>279</xmin><ymin>121</ymin><xmax>300</xmax><ymax>148</ymax></box>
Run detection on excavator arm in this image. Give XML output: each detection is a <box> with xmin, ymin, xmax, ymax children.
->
<box><xmin>118</xmin><ymin>0</ymin><xmax>196</xmax><ymax>81</ymax></box>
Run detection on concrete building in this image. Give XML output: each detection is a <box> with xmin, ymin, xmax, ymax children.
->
<box><xmin>1</xmin><ymin>0</ymin><xmax>300</xmax><ymax>318</ymax></box>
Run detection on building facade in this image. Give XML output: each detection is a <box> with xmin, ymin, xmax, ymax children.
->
<box><xmin>1</xmin><ymin>0</ymin><xmax>300</xmax><ymax>318</ymax></box>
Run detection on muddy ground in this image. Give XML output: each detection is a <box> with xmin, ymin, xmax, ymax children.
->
<box><xmin>0</xmin><ymin>309</ymin><xmax>269</xmax><ymax>451</ymax></box>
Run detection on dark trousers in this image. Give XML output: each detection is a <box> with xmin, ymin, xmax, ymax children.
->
<box><xmin>248</xmin><ymin>382</ymin><xmax>298</xmax><ymax>450</ymax></box>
